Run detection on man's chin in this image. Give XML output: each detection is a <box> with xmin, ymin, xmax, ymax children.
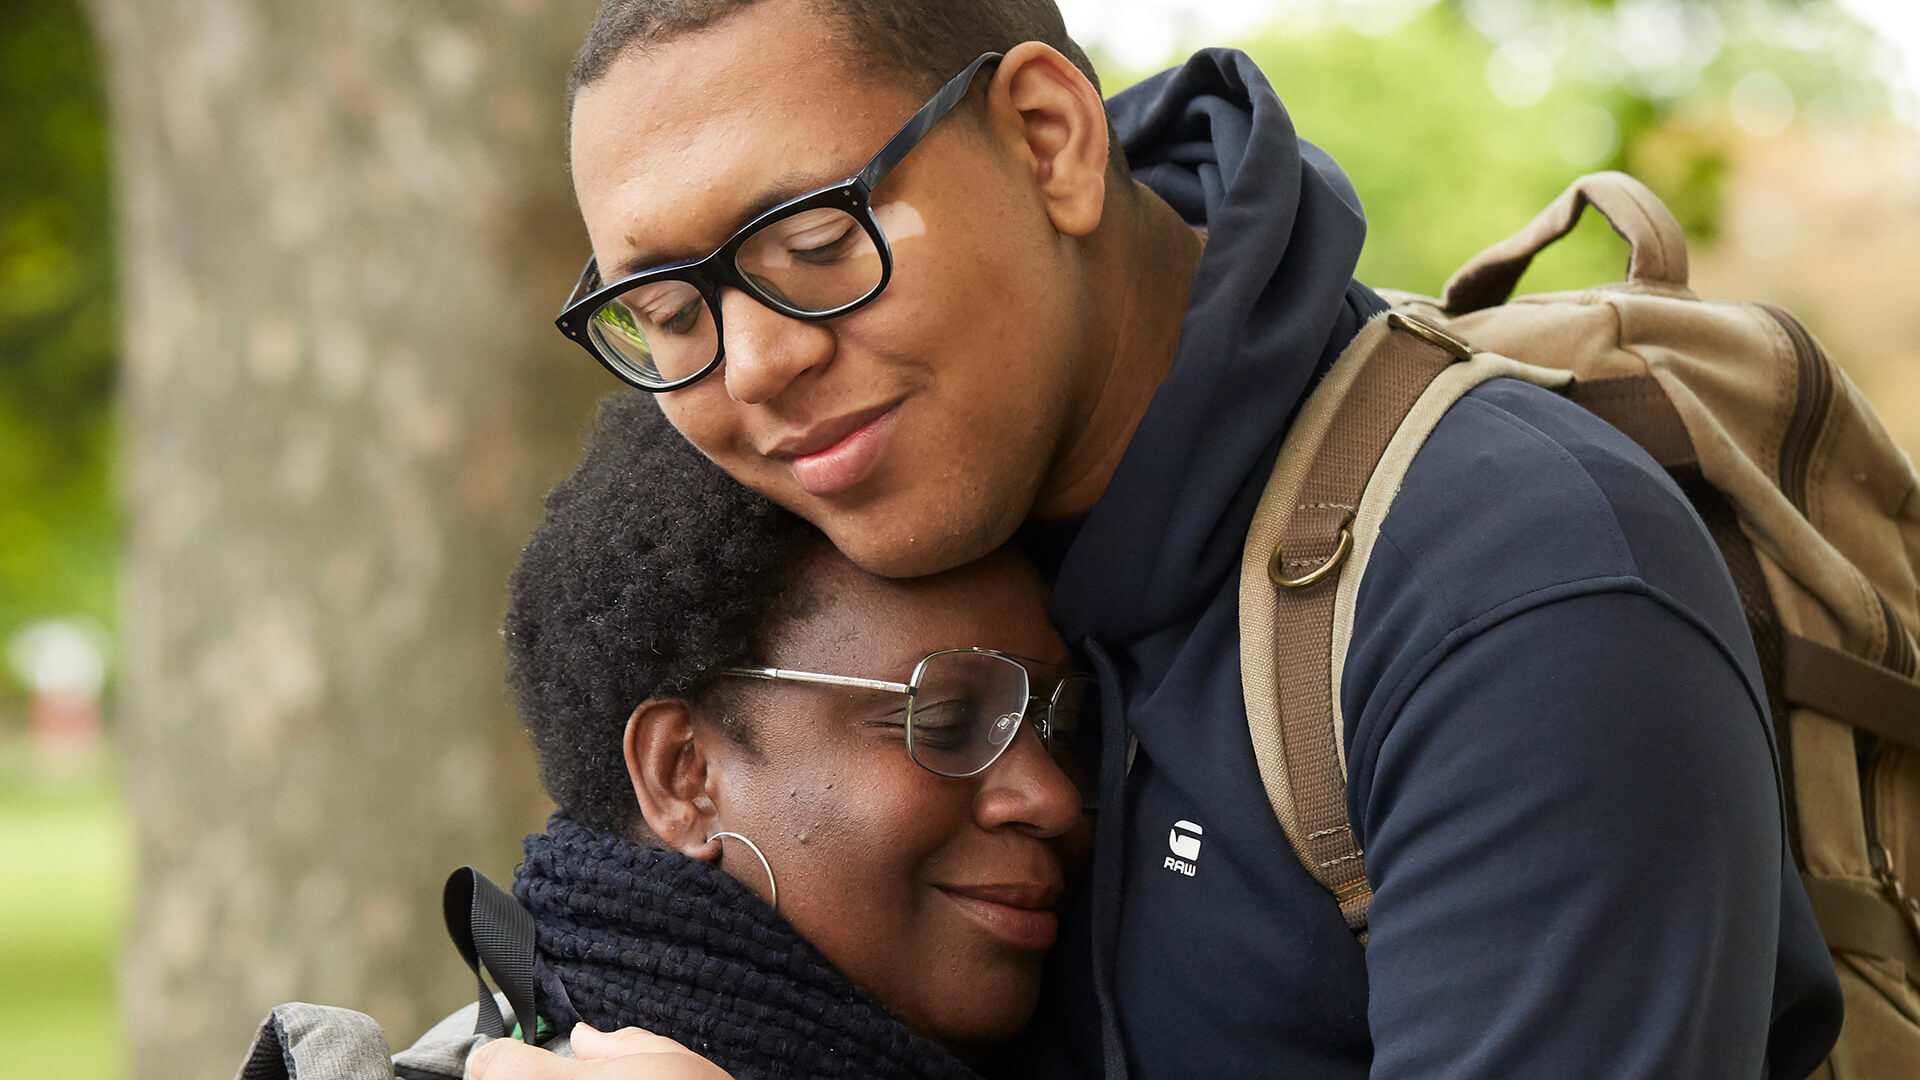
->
<box><xmin>823</xmin><ymin>512</ymin><xmax>1010</xmax><ymax>581</ymax></box>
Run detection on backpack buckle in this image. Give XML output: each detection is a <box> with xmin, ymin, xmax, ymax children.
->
<box><xmin>1387</xmin><ymin>311</ymin><xmax>1474</xmax><ymax>360</ymax></box>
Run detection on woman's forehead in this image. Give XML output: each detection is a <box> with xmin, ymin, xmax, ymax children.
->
<box><xmin>777</xmin><ymin>551</ymin><xmax>1065</xmax><ymax>674</ymax></box>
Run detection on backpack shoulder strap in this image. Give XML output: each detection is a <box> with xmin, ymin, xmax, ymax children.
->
<box><xmin>1239</xmin><ymin>311</ymin><xmax>1571</xmax><ymax>940</ymax></box>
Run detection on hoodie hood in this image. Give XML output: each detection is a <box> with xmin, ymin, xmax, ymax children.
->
<box><xmin>1046</xmin><ymin>48</ymin><xmax>1380</xmax><ymax>645</ymax></box>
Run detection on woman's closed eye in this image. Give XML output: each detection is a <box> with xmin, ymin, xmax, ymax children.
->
<box><xmin>907</xmin><ymin>699</ymin><xmax>979</xmax><ymax>749</ymax></box>
<box><xmin>865</xmin><ymin>698</ymin><xmax>973</xmax><ymax>746</ymax></box>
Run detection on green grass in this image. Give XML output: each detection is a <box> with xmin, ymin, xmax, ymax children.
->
<box><xmin>0</xmin><ymin>740</ymin><xmax>129</xmax><ymax>1080</ymax></box>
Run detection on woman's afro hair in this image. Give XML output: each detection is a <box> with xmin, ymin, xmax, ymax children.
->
<box><xmin>504</xmin><ymin>393</ymin><xmax>821</xmax><ymax>833</ymax></box>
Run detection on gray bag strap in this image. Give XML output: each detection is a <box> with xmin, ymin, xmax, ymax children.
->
<box><xmin>234</xmin><ymin>1003</ymin><xmax>396</xmax><ymax>1080</ymax></box>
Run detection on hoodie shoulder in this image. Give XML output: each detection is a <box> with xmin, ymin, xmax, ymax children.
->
<box><xmin>1328</xmin><ymin>376</ymin><xmax>1841</xmax><ymax>1076</ymax></box>
<box><xmin>1339</xmin><ymin>374</ymin><xmax>1767</xmax><ymax>764</ymax></box>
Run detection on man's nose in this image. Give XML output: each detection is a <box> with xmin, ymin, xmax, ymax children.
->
<box><xmin>718</xmin><ymin>289</ymin><xmax>836</xmax><ymax>405</ymax></box>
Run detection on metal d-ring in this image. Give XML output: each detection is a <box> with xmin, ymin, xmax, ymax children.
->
<box><xmin>1386</xmin><ymin>310</ymin><xmax>1475</xmax><ymax>359</ymax></box>
<box><xmin>1270</xmin><ymin>527</ymin><xmax>1354</xmax><ymax>590</ymax></box>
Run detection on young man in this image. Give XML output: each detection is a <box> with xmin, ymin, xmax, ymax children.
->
<box><xmin>494</xmin><ymin>0</ymin><xmax>1844</xmax><ymax>1075</ymax></box>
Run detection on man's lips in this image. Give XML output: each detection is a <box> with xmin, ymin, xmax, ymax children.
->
<box><xmin>934</xmin><ymin>882</ymin><xmax>1062</xmax><ymax>951</ymax></box>
<box><xmin>765</xmin><ymin>402</ymin><xmax>899</xmax><ymax>459</ymax></box>
<box><xmin>769</xmin><ymin>403</ymin><xmax>901</xmax><ymax>498</ymax></box>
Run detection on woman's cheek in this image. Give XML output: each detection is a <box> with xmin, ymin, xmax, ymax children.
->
<box><xmin>759</xmin><ymin>765</ymin><xmax>952</xmax><ymax>968</ymax></box>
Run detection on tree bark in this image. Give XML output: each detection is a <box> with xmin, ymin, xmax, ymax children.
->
<box><xmin>89</xmin><ymin>3</ymin><xmax>602</xmax><ymax>1074</ymax></box>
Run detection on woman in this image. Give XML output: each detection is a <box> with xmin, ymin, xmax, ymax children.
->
<box><xmin>489</xmin><ymin>393</ymin><xmax>1095</xmax><ymax>1079</ymax></box>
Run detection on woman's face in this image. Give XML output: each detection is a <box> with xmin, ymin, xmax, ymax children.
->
<box><xmin>695</xmin><ymin>548</ymin><xmax>1087</xmax><ymax>1050</ymax></box>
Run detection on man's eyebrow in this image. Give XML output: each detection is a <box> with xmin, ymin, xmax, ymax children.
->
<box><xmin>605</xmin><ymin>167</ymin><xmax>846</xmax><ymax>282</ymax></box>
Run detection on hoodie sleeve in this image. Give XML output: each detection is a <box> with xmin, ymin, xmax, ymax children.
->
<box><xmin>1357</xmin><ymin>587</ymin><xmax>1798</xmax><ymax>1079</ymax></box>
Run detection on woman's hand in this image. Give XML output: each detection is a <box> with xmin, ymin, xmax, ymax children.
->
<box><xmin>468</xmin><ymin>1023</ymin><xmax>736</xmax><ymax>1080</ymax></box>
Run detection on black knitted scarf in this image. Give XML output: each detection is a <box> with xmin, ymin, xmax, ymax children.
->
<box><xmin>514</xmin><ymin>816</ymin><xmax>984</xmax><ymax>1080</ymax></box>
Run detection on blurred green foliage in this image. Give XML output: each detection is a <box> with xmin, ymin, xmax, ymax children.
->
<box><xmin>0</xmin><ymin>0</ymin><xmax>116</xmax><ymax>698</ymax></box>
<box><xmin>1100</xmin><ymin>1</ymin><xmax>1890</xmax><ymax>299</ymax></box>
<box><xmin>1240</xmin><ymin>6</ymin><xmax>1655</xmax><ymax>295</ymax></box>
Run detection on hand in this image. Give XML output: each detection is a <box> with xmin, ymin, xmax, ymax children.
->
<box><xmin>468</xmin><ymin>1023</ymin><xmax>736</xmax><ymax>1080</ymax></box>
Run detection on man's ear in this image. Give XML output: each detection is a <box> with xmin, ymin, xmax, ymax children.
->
<box><xmin>990</xmin><ymin>41</ymin><xmax>1112</xmax><ymax>238</ymax></box>
<box><xmin>624</xmin><ymin>699</ymin><xmax>722</xmax><ymax>861</ymax></box>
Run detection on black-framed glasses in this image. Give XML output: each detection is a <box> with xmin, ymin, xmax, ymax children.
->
<box><xmin>720</xmin><ymin>647</ymin><xmax>1097</xmax><ymax>790</ymax></box>
<box><xmin>555</xmin><ymin>51</ymin><xmax>1004</xmax><ymax>392</ymax></box>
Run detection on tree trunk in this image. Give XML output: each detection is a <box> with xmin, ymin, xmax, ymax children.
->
<box><xmin>89</xmin><ymin>3</ymin><xmax>602</xmax><ymax>1074</ymax></box>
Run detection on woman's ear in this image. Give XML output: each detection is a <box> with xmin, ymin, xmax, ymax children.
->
<box><xmin>990</xmin><ymin>41</ymin><xmax>1112</xmax><ymax>238</ymax></box>
<box><xmin>624</xmin><ymin>699</ymin><xmax>722</xmax><ymax>860</ymax></box>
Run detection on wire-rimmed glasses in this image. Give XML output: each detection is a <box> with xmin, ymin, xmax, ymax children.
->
<box><xmin>554</xmin><ymin>51</ymin><xmax>1004</xmax><ymax>392</ymax></box>
<box><xmin>720</xmin><ymin>647</ymin><xmax>1096</xmax><ymax>785</ymax></box>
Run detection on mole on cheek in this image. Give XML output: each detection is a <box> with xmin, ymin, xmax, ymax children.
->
<box><xmin>780</xmin><ymin>779</ymin><xmax>845</xmax><ymax>846</ymax></box>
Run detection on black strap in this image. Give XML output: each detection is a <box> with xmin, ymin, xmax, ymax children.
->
<box><xmin>444</xmin><ymin>866</ymin><xmax>540</xmax><ymax>1043</ymax></box>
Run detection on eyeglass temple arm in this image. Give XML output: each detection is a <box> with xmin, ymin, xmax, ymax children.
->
<box><xmin>721</xmin><ymin>666</ymin><xmax>911</xmax><ymax>696</ymax></box>
<box><xmin>857</xmin><ymin>51</ymin><xmax>1004</xmax><ymax>192</ymax></box>
<box><xmin>559</xmin><ymin>257</ymin><xmax>603</xmax><ymax>318</ymax></box>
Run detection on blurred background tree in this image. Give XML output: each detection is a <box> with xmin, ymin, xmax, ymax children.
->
<box><xmin>2</xmin><ymin>0</ymin><xmax>1914</xmax><ymax>1078</ymax></box>
<box><xmin>60</xmin><ymin>2</ymin><xmax>600</xmax><ymax>1078</ymax></box>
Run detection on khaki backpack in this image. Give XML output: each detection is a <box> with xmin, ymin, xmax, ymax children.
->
<box><xmin>1239</xmin><ymin>171</ymin><xmax>1920</xmax><ymax>1075</ymax></box>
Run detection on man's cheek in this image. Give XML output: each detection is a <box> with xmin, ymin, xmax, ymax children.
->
<box><xmin>658</xmin><ymin>385</ymin><xmax>738</xmax><ymax>447</ymax></box>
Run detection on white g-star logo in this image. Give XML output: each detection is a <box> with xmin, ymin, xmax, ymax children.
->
<box><xmin>1164</xmin><ymin>819</ymin><xmax>1202</xmax><ymax>877</ymax></box>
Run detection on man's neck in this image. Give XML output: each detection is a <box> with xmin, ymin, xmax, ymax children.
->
<box><xmin>1032</xmin><ymin>182</ymin><xmax>1205</xmax><ymax>520</ymax></box>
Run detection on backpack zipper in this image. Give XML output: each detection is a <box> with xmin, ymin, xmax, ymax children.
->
<box><xmin>1864</xmin><ymin>750</ymin><xmax>1920</xmax><ymax>950</ymax></box>
<box><xmin>1758</xmin><ymin>303</ymin><xmax>1919</xmax><ymax>675</ymax></box>
<box><xmin>1877</xmin><ymin>592</ymin><xmax>1918</xmax><ymax>678</ymax></box>
<box><xmin>1759</xmin><ymin>303</ymin><xmax>1920</xmax><ymax>946</ymax></box>
<box><xmin>1758</xmin><ymin>304</ymin><xmax>1835</xmax><ymax>517</ymax></box>
<box><xmin>1865</xmin><ymin>612</ymin><xmax>1920</xmax><ymax>953</ymax></box>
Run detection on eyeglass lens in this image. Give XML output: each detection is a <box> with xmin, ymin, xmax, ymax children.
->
<box><xmin>586</xmin><ymin>207</ymin><xmax>883</xmax><ymax>389</ymax></box>
<box><xmin>909</xmin><ymin>650</ymin><xmax>1031</xmax><ymax>778</ymax></box>
<box><xmin>1046</xmin><ymin>675</ymin><xmax>1101</xmax><ymax>807</ymax></box>
<box><xmin>906</xmin><ymin>651</ymin><xmax>1099</xmax><ymax>791</ymax></box>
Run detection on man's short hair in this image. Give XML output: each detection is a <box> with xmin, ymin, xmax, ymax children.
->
<box><xmin>569</xmin><ymin>0</ymin><xmax>1103</xmax><ymax>109</ymax></box>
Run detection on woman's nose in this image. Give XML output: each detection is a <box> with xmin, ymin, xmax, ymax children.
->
<box><xmin>973</xmin><ymin>725</ymin><xmax>1083</xmax><ymax>839</ymax></box>
<box><xmin>717</xmin><ymin>289</ymin><xmax>835</xmax><ymax>405</ymax></box>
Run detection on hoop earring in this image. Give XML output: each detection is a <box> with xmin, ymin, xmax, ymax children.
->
<box><xmin>706</xmin><ymin>831</ymin><xmax>778</xmax><ymax>912</ymax></box>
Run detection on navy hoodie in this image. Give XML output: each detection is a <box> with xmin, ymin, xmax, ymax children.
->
<box><xmin>1023</xmin><ymin>50</ymin><xmax>1843</xmax><ymax>1079</ymax></box>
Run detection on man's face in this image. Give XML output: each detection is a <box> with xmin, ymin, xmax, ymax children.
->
<box><xmin>569</xmin><ymin>2</ymin><xmax>1093</xmax><ymax>578</ymax></box>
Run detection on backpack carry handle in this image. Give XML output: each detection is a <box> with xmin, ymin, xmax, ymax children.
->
<box><xmin>444</xmin><ymin>866</ymin><xmax>541</xmax><ymax>1044</ymax></box>
<box><xmin>1442</xmin><ymin>171</ymin><xmax>1691</xmax><ymax>315</ymax></box>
